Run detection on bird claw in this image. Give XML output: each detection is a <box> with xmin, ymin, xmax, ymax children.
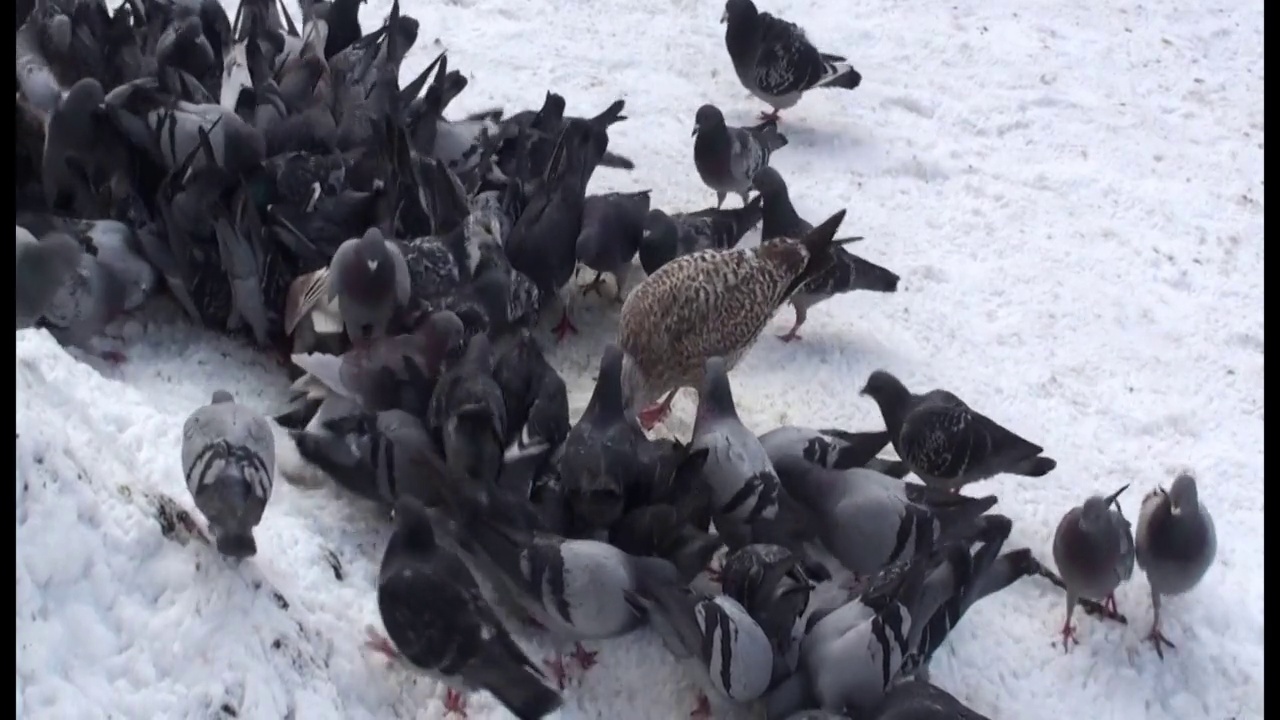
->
<box><xmin>580</xmin><ymin>274</ymin><xmax>610</xmax><ymax>298</ymax></box>
<box><xmin>552</xmin><ymin>310</ymin><xmax>578</xmax><ymax>342</ymax></box>
<box><xmin>443</xmin><ymin>688</ymin><xmax>468</xmax><ymax>717</ymax></box>
<box><xmin>638</xmin><ymin>402</ymin><xmax>671</xmax><ymax>431</ymax></box>
<box><xmin>363</xmin><ymin>627</ymin><xmax>400</xmax><ymax>660</ymax></box>
<box><xmin>1147</xmin><ymin>627</ymin><xmax>1177</xmax><ymax>661</ymax></box>
<box><xmin>776</xmin><ymin>330</ymin><xmax>801</xmax><ymax>343</ymax></box>
<box><xmin>704</xmin><ymin>563</ymin><xmax>722</xmax><ymax>583</ymax></box>
<box><xmin>570</xmin><ymin>642</ymin><xmax>599</xmax><ymax>672</ymax></box>
<box><xmin>543</xmin><ymin>654</ymin><xmax>569</xmax><ymax>690</ymax></box>
<box><xmin>757</xmin><ymin>110</ymin><xmax>781</xmax><ymax>123</ymax></box>
<box><xmin>690</xmin><ymin>693</ymin><xmax>712</xmax><ymax>719</ymax></box>
<box><xmin>1059</xmin><ymin>622</ymin><xmax>1080</xmax><ymax>653</ymax></box>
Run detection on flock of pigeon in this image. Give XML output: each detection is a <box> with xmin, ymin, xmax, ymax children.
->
<box><xmin>14</xmin><ymin>0</ymin><xmax>1220</xmax><ymax>717</ymax></box>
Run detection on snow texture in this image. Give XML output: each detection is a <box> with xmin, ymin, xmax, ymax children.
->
<box><xmin>15</xmin><ymin>0</ymin><xmax>1264</xmax><ymax>717</ymax></box>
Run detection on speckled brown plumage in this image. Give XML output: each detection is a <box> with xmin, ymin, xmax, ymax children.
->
<box><xmin>616</xmin><ymin>209</ymin><xmax>847</xmax><ymax>411</ymax></box>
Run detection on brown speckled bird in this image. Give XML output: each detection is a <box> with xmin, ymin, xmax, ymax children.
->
<box><xmin>617</xmin><ymin>208</ymin><xmax>849</xmax><ymax>430</ymax></box>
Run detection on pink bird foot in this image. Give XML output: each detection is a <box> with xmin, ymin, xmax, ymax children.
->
<box><xmin>552</xmin><ymin>310</ymin><xmax>578</xmax><ymax>342</ymax></box>
<box><xmin>1059</xmin><ymin>621</ymin><xmax>1079</xmax><ymax>653</ymax></box>
<box><xmin>757</xmin><ymin>110</ymin><xmax>781</xmax><ymax>123</ymax></box>
<box><xmin>443</xmin><ymin>688</ymin><xmax>468</xmax><ymax>718</ymax></box>
<box><xmin>543</xmin><ymin>654</ymin><xmax>569</xmax><ymax>690</ymax></box>
<box><xmin>690</xmin><ymin>693</ymin><xmax>713</xmax><ymax>719</ymax></box>
<box><xmin>570</xmin><ymin>642</ymin><xmax>599</xmax><ymax>672</ymax></box>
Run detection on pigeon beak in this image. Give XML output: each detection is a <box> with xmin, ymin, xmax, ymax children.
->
<box><xmin>1104</xmin><ymin>482</ymin><xmax>1131</xmax><ymax>507</ymax></box>
<box><xmin>720</xmin><ymin>9</ymin><xmax>728</xmax><ymax>22</ymax></box>
<box><xmin>691</xmin><ymin>125</ymin><xmax>699</xmax><ymax>138</ymax></box>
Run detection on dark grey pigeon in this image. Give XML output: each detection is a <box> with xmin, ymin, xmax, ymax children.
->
<box><xmin>428</xmin><ymin>333</ymin><xmax>507</xmax><ymax>485</ymax></box>
<box><xmin>693</xmin><ymin>103</ymin><xmax>788</xmax><ymax>208</ymax></box>
<box><xmin>181</xmin><ymin>390</ymin><xmax>275</xmax><ymax>558</ymax></box>
<box><xmin>637</xmin><ymin>197</ymin><xmax>764</xmax><ymax>276</ymax></box>
<box><xmin>691</xmin><ymin>356</ymin><xmax>812</xmax><ymax>553</ymax></box>
<box><xmin>491</xmin><ymin>330</ymin><xmax>570</xmax><ymax>498</ymax></box>
<box><xmin>575</xmin><ymin>189</ymin><xmax>653</xmax><ymax>300</ymax></box>
<box><xmin>559</xmin><ymin>344</ymin><xmax>652</xmax><ymax>533</ymax></box>
<box><xmin>365</xmin><ymin>496</ymin><xmax>564</xmax><ymax>720</ymax></box>
<box><xmin>771</xmin><ymin>457</ymin><xmax>998</xmax><ymax>578</ymax></box>
<box><xmin>42</xmin><ymin>77</ymin><xmax>108</xmax><ymax>216</ymax></box>
<box><xmin>1052</xmin><ymin>483</ymin><xmax>1134</xmax><ymax>652</ymax></box>
<box><xmin>860</xmin><ymin>370</ymin><xmax>1057</xmax><ymax>492</ymax></box>
<box><xmin>327</xmin><ymin>227</ymin><xmax>412</xmax><ymax>347</ymax></box>
<box><xmin>608</xmin><ymin>505</ymin><xmax>724</xmax><ymax>584</ymax></box>
<box><xmin>291</xmin><ymin>408</ymin><xmax>445</xmax><ymax>507</ymax></box>
<box><xmin>1136</xmin><ymin>472</ymin><xmax>1216</xmax><ymax>659</ymax></box>
<box><xmin>863</xmin><ymin>680</ymin><xmax>993</xmax><ymax>720</ymax></box>
<box><xmin>721</xmin><ymin>0</ymin><xmax>863</xmax><ymax>123</ymax></box>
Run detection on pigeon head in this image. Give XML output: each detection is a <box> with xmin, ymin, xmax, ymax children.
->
<box><xmin>750</xmin><ymin>166</ymin><xmax>788</xmax><ymax>199</ymax></box>
<box><xmin>860</xmin><ymin>369</ymin><xmax>910</xmax><ymax>405</ymax></box>
<box><xmin>387</xmin><ymin>496</ymin><xmax>440</xmax><ymax>556</ymax></box>
<box><xmin>1079</xmin><ymin>483</ymin><xmax>1128</xmax><ymax>531</ymax></box>
<box><xmin>1168</xmin><ymin>473</ymin><xmax>1199</xmax><ymax>516</ymax></box>
<box><xmin>638</xmin><ymin>209</ymin><xmax>680</xmax><ymax>275</ymax></box>
<box><xmin>721</xmin><ymin>0</ymin><xmax>758</xmax><ymax>24</ymax></box>
<box><xmin>696</xmin><ymin>356</ymin><xmax>737</xmax><ymax>421</ymax></box>
<box><xmin>421</xmin><ymin>310</ymin><xmax>467</xmax><ymax>367</ymax></box>
<box><xmin>693</xmin><ymin>104</ymin><xmax>726</xmax><ymax>137</ymax></box>
<box><xmin>62</xmin><ymin>78</ymin><xmax>106</xmax><ymax>115</ymax></box>
<box><xmin>328</xmin><ymin>229</ymin><xmax>409</xmax><ymax>346</ymax></box>
<box><xmin>210</xmin><ymin>390</ymin><xmax>235</xmax><ymax>404</ymax></box>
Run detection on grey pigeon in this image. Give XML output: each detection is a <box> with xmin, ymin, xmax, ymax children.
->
<box><xmin>1052</xmin><ymin>483</ymin><xmax>1135</xmax><ymax>651</ymax></box>
<box><xmin>751</xmin><ymin>168</ymin><xmax>898</xmax><ymax>342</ymax></box>
<box><xmin>631</xmin><ymin>580</ymin><xmax>775</xmax><ymax>717</ymax></box>
<box><xmin>718</xmin><ymin>544</ymin><xmax>824</xmax><ymax>680</ymax></box>
<box><xmin>427</xmin><ymin>333</ymin><xmax>507</xmax><ymax>485</ymax></box>
<box><xmin>637</xmin><ymin>198</ymin><xmax>764</xmax><ymax>276</ymax></box>
<box><xmin>15</xmin><ymin>223</ymin><xmax>157</xmax><ymax>361</ymax></box>
<box><xmin>771</xmin><ymin>457</ymin><xmax>997</xmax><ymax>578</ymax></box>
<box><xmin>863</xmin><ymin>680</ymin><xmax>992</xmax><ymax>720</ymax></box>
<box><xmin>690</xmin><ymin>356</ymin><xmax>811</xmax><ymax>552</ymax></box>
<box><xmin>559</xmin><ymin>344</ymin><xmax>653</xmax><ymax>533</ymax></box>
<box><xmin>1135</xmin><ymin>472</ymin><xmax>1216</xmax><ymax>659</ymax></box>
<box><xmin>366</xmin><ymin>496</ymin><xmax>563</xmax><ymax>720</ymax></box>
<box><xmin>692</xmin><ymin>103</ymin><xmax>788</xmax><ymax>208</ymax></box>
<box><xmin>433</xmin><ymin>486</ymin><xmax>682</xmax><ymax>687</ymax></box>
<box><xmin>619</xmin><ymin>210</ymin><xmax>850</xmax><ymax>430</ymax></box>
<box><xmin>860</xmin><ymin>370</ymin><xmax>1057</xmax><ymax>492</ymax></box>
<box><xmin>575</xmin><ymin>189</ymin><xmax>652</xmax><ymax>300</ymax></box>
<box><xmin>291</xmin><ymin>408</ymin><xmax>444</xmax><ymax>507</ymax></box>
<box><xmin>491</xmin><ymin>331</ymin><xmax>570</xmax><ymax>498</ymax></box>
<box><xmin>181</xmin><ymin>390</ymin><xmax>275</xmax><ymax>558</ymax></box>
<box><xmin>758</xmin><ymin>425</ymin><xmax>896</xmax><ymax>473</ymax></box>
<box><xmin>326</xmin><ymin>227</ymin><xmax>412</xmax><ymax>347</ymax></box>
<box><xmin>721</xmin><ymin>0</ymin><xmax>863</xmax><ymax>123</ymax></box>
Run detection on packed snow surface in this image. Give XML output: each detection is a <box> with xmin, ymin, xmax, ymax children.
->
<box><xmin>16</xmin><ymin>0</ymin><xmax>1264</xmax><ymax>717</ymax></box>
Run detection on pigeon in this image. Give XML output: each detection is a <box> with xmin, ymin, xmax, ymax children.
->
<box><xmin>1052</xmin><ymin>483</ymin><xmax>1135</xmax><ymax>651</ymax></box>
<box><xmin>771</xmin><ymin>457</ymin><xmax>998</xmax><ymax>579</ymax></box>
<box><xmin>42</xmin><ymin>77</ymin><xmax>109</xmax><ymax>216</ymax></box>
<box><xmin>631</xmin><ymin>580</ymin><xmax>776</xmax><ymax>718</ymax></box>
<box><xmin>637</xmin><ymin>198</ymin><xmax>764</xmax><ymax>276</ymax></box>
<box><xmin>575</xmin><ymin>189</ymin><xmax>652</xmax><ymax>300</ymax></box>
<box><xmin>690</xmin><ymin>356</ymin><xmax>812</xmax><ymax>552</ymax></box>
<box><xmin>717</xmin><ymin>544</ymin><xmax>824</xmax><ymax>679</ymax></box>
<box><xmin>758</xmin><ymin>426</ymin><xmax>894</xmax><ymax>473</ymax></box>
<box><xmin>291</xmin><ymin>408</ymin><xmax>445</xmax><ymax>507</ymax></box>
<box><xmin>15</xmin><ymin>222</ymin><xmax>157</xmax><ymax>361</ymax></box>
<box><xmin>366</xmin><ymin>496</ymin><xmax>563</xmax><ymax>720</ymax></box>
<box><xmin>1135</xmin><ymin>472</ymin><xmax>1216</xmax><ymax>659</ymax></box>
<box><xmin>618</xmin><ymin>209</ymin><xmax>850</xmax><ymax>430</ymax></box>
<box><xmin>860</xmin><ymin>680</ymin><xmax>992</xmax><ymax>720</ymax></box>
<box><xmin>559</xmin><ymin>344</ymin><xmax>653</xmax><ymax>533</ymax></box>
<box><xmin>432</xmin><ymin>484</ymin><xmax>682</xmax><ymax>686</ymax></box>
<box><xmin>692</xmin><ymin>103</ymin><xmax>788</xmax><ymax>208</ymax></box>
<box><xmin>721</xmin><ymin>0</ymin><xmax>863</xmax><ymax>123</ymax></box>
<box><xmin>860</xmin><ymin>370</ymin><xmax>1057</xmax><ymax>492</ymax></box>
<box><xmin>428</xmin><ymin>333</ymin><xmax>508</xmax><ymax>485</ymax></box>
<box><xmin>491</xmin><ymin>330</ymin><xmax>570</xmax><ymax>497</ymax></box>
<box><xmin>750</xmin><ymin>168</ymin><xmax>898</xmax><ymax>341</ymax></box>
<box><xmin>326</xmin><ymin>227</ymin><xmax>411</xmax><ymax>347</ymax></box>
<box><xmin>181</xmin><ymin>390</ymin><xmax>275</xmax><ymax>558</ymax></box>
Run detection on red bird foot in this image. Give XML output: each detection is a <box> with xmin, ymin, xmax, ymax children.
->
<box><xmin>705</xmin><ymin>564</ymin><xmax>723</xmax><ymax>584</ymax></box>
<box><xmin>1102</xmin><ymin>594</ymin><xmax>1119</xmax><ymax>616</ymax></box>
<box><xmin>552</xmin><ymin>310</ymin><xmax>578</xmax><ymax>342</ymax></box>
<box><xmin>1059</xmin><ymin>622</ymin><xmax>1079</xmax><ymax>653</ymax></box>
<box><xmin>100</xmin><ymin>350</ymin><xmax>128</xmax><ymax>364</ymax></box>
<box><xmin>757</xmin><ymin>110</ymin><xmax>781</xmax><ymax>123</ymax></box>
<box><xmin>363</xmin><ymin>628</ymin><xmax>400</xmax><ymax>661</ymax></box>
<box><xmin>543</xmin><ymin>654</ymin><xmax>569</xmax><ymax>690</ymax></box>
<box><xmin>570</xmin><ymin>642</ymin><xmax>599</xmax><ymax>672</ymax></box>
<box><xmin>690</xmin><ymin>693</ymin><xmax>713</xmax><ymax>719</ymax></box>
<box><xmin>777</xmin><ymin>329</ymin><xmax>802</xmax><ymax>343</ymax></box>
<box><xmin>1147</xmin><ymin>626</ymin><xmax>1177</xmax><ymax>661</ymax></box>
<box><xmin>638</xmin><ymin>402</ymin><xmax>671</xmax><ymax>431</ymax></box>
<box><xmin>443</xmin><ymin>688</ymin><xmax>468</xmax><ymax>718</ymax></box>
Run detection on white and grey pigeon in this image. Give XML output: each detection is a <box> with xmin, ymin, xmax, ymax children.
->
<box><xmin>1051</xmin><ymin>483</ymin><xmax>1135</xmax><ymax>652</ymax></box>
<box><xmin>434</xmin><ymin>487</ymin><xmax>683</xmax><ymax>688</ymax></box>
<box><xmin>860</xmin><ymin>370</ymin><xmax>1057</xmax><ymax>493</ymax></box>
<box><xmin>1135</xmin><ymin>472</ymin><xmax>1217</xmax><ymax>659</ymax></box>
<box><xmin>16</xmin><ymin>222</ymin><xmax>157</xmax><ymax>361</ymax></box>
<box><xmin>690</xmin><ymin>356</ymin><xmax>814</xmax><ymax>553</ymax></box>
<box><xmin>757</xmin><ymin>425</ymin><xmax>908</xmax><ymax>477</ymax></box>
<box><xmin>326</xmin><ymin>227</ymin><xmax>412</xmax><ymax>347</ymax></box>
<box><xmin>365</xmin><ymin>496</ymin><xmax>564</xmax><ymax>720</ymax></box>
<box><xmin>692</xmin><ymin>103</ymin><xmax>788</xmax><ymax>208</ymax></box>
<box><xmin>771</xmin><ymin>456</ymin><xmax>998</xmax><ymax>579</ymax></box>
<box><xmin>631</xmin><ymin>578</ymin><xmax>776</xmax><ymax>719</ymax></box>
<box><xmin>721</xmin><ymin>0</ymin><xmax>863</xmax><ymax>123</ymax></box>
<box><xmin>181</xmin><ymin>390</ymin><xmax>275</xmax><ymax>558</ymax></box>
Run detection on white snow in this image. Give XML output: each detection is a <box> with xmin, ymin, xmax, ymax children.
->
<box><xmin>15</xmin><ymin>0</ymin><xmax>1264</xmax><ymax>716</ymax></box>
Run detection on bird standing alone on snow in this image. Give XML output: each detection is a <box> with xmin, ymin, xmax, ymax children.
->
<box><xmin>721</xmin><ymin>0</ymin><xmax>863</xmax><ymax>123</ymax></box>
<box><xmin>181</xmin><ymin>390</ymin><xmax>276</xmax><ymax>558</ymax></box>
<box><xmin>1135</xmin><ymin>472</ymin><xmax>1217</xmax><ymax>659</ymax></box>
<box><xmin>693</xmin><ymin>103</ymin><xmax>788</xmax><ymax>209</ymax></box>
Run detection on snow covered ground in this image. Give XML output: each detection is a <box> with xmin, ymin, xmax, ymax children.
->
<box><xmin>15</xmin><ymin>0</ymin><xmax>1265</xmax><ymax>716</ymax></box>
